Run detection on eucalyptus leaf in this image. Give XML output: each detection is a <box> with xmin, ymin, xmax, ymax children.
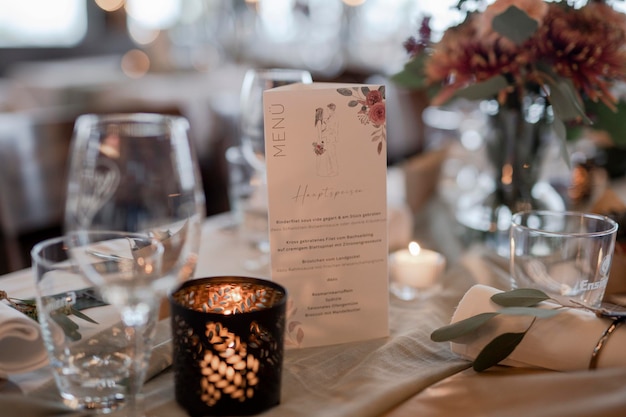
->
<box><xmin>431</xmin><ymin>312</ymin><xmax>499</xmax><ymax>342</ymax></box>
<box><xmin>13</xmin><ymin>298</ymin><xmax>36</xmax><ymax>305</ymax></box>
<box><xmin>492</xmin><ymin>6</ymin><xmax>539</xmax><ymax>45</ymax></box>
<box><xmin>498</xmin><ymin>306</ymin><xmax>562</xmax><ymax>319</ymax></box>
<box><xmin>491</xmin><ymin>288</ymin><xmax>550</xmax><ymax>307</ymax></box>
<box><xmin>51</xmin><ymin>313</ymin><xmax>82</xmax><ymax>342</ymax></box>
<box><xmin>391</xmin><ymin>55</ymin><xmax>429</xmax><ymax>89</ymax></box>
<box><xmin>70</xmin><ymin>307</ymin><xmax>99</xmax><ymax>324</ymax></box>
<box><xmin>455</xmin><ymin>76</ymin><xmax>509</xmax><ymax>101</ymax></box>
<box><xmin>4</xmin><ymin>288</ymin><xmax>103</xmax><ymax>340</ymax></box>
<box><xmin>336</xmin><ymin>88</ymin><xmax>353</xmax><ymax>97</ymax></box>
<box><xmin>548</xmin><ymin>78</ymin><xmax>590</xmax><ymax>123</ymax></box>
<box><xmin>536</xmin><ymin>62</ymin><xmax>590</xmax><ymax>123</ymax></box>
<box><xmin>473</xmin><ymin>331</ymin><xmax>526</xmax><ymax>372</ymax></box>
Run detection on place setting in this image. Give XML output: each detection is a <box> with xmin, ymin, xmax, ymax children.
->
<box><xmin>4</xmin><ymin>1</ymin><xmax>626</xmax><ymax>416</ymax></box>
<box><xmin>4</xmin><ymin>86</ymin><xmax>625</xmax><ymax>417</ymax></box>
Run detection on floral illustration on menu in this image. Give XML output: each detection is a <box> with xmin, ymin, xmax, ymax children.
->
<box><xmin>337</xmin><ymin>86</ymin><xmax>386</xmax><ymax>155</ymax></box>
<box><xmin>312</xmin><ymin>103</ymin><xmax>340</xmax><ymax>177</ymax></box>
<box><xmin>312</xmin><ymin>141</ymin><xmax>325</xmax><ymax>155</ymax></box>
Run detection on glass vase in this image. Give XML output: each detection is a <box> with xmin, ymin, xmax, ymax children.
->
<box><xmin>456</xmin><ymin>94</ymin><xmax>570</xmax><ymax>256</ymax></box>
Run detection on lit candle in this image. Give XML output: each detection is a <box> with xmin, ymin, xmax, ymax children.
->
<box><xmin>390</xmin><ymin>242</ymin><xmax>446</xmax><ymax>300</ymax></box>
<box><xmin>169</xmin><ymin>276</ymin><xmax>287</xmax><ymax>416</ymax></box>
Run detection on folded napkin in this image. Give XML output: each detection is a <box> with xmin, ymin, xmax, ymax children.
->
<box><xmin>450</xmin><ymin>285</ymin><xmax>626</xmax><ymax>371</ymax></box>
<box><xmin>0</xmin><ymin>301</ymin><xmax>47</xmax><ymax>377</ymax></box>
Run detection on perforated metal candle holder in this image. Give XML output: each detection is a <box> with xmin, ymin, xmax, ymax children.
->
<box><xmin>169</xmin><ymin>276</ymin><xmax>287</xmax><ymax>416</ymax></box>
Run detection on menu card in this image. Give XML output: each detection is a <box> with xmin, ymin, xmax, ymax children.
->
<box><xmin>263</xmin><ymin>82</ymin><xmax>389</xmax><ymax>348</ymax></box>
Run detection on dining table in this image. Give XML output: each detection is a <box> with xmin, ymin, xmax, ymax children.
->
<box><xmin>2</xmin><ymin>188</ymin><xmax>626</xmax><ymax>417</ymax></box>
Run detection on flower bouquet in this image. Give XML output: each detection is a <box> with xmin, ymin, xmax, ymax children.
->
<box><xmin>395</xmin><ymin>0</ymin><xmax>626</xmax><ymax>133</ymax></box>
<box><xmin>394</xmin><ymin>0</ymin><xmax>626</xmax><ymax>251</ymax></box>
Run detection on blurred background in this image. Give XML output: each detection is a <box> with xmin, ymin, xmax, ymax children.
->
<box><xmin>0</xmin><ymin>0</ymin><xmax>465</xmax><ymax>274</ymax></box>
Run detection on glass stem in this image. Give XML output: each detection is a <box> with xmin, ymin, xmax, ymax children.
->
<box><xmin>121</xmin><ymin>302</ymin><xmax>155</xmax><ymax>417</ymax></box>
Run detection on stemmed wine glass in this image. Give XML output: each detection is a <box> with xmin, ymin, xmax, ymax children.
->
<box><xmin>64</xmin><ymin>113</ymin><xmax>206</xmax><ymax>416</ymax></box>
<box><xmin>240</xmin><ymin>68</ymin><xmax>313</xmax><ymax>170</ymax></box>
<box><xmin>237</xmin><ymin>68</ymin><xmax>312</xmax><ymax>271</ymax></box>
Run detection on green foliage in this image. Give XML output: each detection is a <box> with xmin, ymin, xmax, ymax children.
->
<box><xmin>497</xmin><ymin>306</ymin><xmax>561</xmax><ymax>318</ymax></box>
<box><xmin>2</xmin><ymin>289</ymin><xmax>103</xmax><ymax>341</ymax></box>
<box><xmin>391</xmin><ymin>53</ymin><xmax>430</xmax><ymax>90</ymax></box>
<box><xmin>473</xmin><ymin>332</ymin><xmax>527</xmax><ymax>372</ymax></box>
<box><xmin>492</xmin><ymin>6</ymin><xmax>539</xmax><ymax>45</ymax></box>
<box><xmin>490</xmin><ymin>288</ymin><xmax>550</xmax><ymax>307</ymax></box>
<box><xmin>536</xmin><ymin>62</ymin><xmax>590</xmax><ymax>124</ymax></box>
<box><xmin>455</xmin><ymin>76</ymin><xmax>509</xmax><ymax>101</ymax></box>
<box><xmin>585</xmin><ymin>99</ymin><xmax>626</xmax><ymax>146</ymax></box>
<box><xmin>393</xmin><ymin>1</ymin><xmax>614</xmax><ymax>144</ymax></box>
<box><xmin>430</xmin><ymin>288</ymin><xmax>564</xmax><ymax>371</ymax></box>
<box><xmin>431</xmin><ymin>312</ymin><xmax>499</xmax><ymax>342</ymax></box>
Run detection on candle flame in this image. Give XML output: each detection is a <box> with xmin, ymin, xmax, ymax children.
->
<box><xmin>231</xmin><ymin>288</ymin><xmax>243</xmax><ymax>303</ymax></box>
<box><xmin>222</xmin><ymin>287</ymin><xmax>243</xmax><ymax>315</ymax></box>
<box><xmin>408</xmin><ymin>241</ymin><xmax>421</xmax><ymax>256</ymax></box>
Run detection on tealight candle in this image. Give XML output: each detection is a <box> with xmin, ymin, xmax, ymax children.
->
<box><xmin>390</xmin><ymin>242</ymin><xmax>446</xmax><ymax>300</ymax></box>
<box><xmin>169</xmin><ymin>276</ymin><xmax>287</xmax><ymax>416</ymax></box>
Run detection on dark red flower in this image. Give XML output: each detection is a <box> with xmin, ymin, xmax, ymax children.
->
<box><xmin>366</xmin><ymin>90</ymin><xmax>383</xmax><ymax>106</ymax></box>
<box><xmin>368</xmin><ymin>102</ymin><xmax>386</xmax><ymax>125</ymax></box>
<box><xmin>531</xmin><ymin>2</ymin><xmax>626</xmax><ymax>107</ymax></box>
<box><xmin>414</xmin><ymin>0</ymin><xmax>626</xmax><ymax>110</ymax></box>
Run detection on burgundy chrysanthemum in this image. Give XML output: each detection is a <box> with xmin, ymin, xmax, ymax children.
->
<box><xmin>425</xmin><ymin>14</ymin><xmax>532</xmax><ymax>105</ymax></box>
<box><xmin>531</xmin><ymin>2</ymin><xmax>626</xmax><ymax>108</ymax></box>
<box><xmin>410</xmin><ymin>0</ymin><xmax>626</xmax><ymax>110</ymax></box>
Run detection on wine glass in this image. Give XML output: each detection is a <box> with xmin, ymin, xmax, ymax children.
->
<box><xmin>237</xmin><ymin>68</ymin><xmax>312</xmax><ymax>271</ymax></box>
<box><xmin>64</xmin><ymin>113</ymin><xmax>206</xmax><ymax>416</ymax></box>
<box><xmin>240</xmin><ymin>68</ymin><xmax>313</xmax><ymax>170</ymax></box>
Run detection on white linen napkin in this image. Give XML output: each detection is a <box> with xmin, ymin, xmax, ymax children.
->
<box><xmin>450</xmin><ymin>284</ymin><xmax>626</xmax><ymax>371</ymax></box>
<box><xmin>0</xmin><ymin>301</ymin><xmax>47</xmax><ymax>377</ymax></box>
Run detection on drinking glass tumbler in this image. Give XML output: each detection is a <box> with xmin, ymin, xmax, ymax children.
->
<box><xmin>510</xmin><ymin>210</ymin><xmax>618</xmax><ymax>307</ymax></box>
<box><xmin>32</xmin><ymin>236</ymin><xmax>131</xmax><ymax>413</ymax></box>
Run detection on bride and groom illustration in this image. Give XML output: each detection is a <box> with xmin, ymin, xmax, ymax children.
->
<box><xmin>312</xmin><ymin>103</ymin><xmax>339</xmax><ymax>177</ymax></box>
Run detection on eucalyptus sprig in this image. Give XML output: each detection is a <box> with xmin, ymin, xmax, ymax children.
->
<box><xmin>431</xmin><ymin>288</ymin><xmax>563</xmax><ymax>372</ymax></box>
<box><xmin>1</xmin><ymin>289</ymin><xmax>101</xmax><ymax>341</ymax></box>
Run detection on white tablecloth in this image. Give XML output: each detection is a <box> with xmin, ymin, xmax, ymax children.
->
<box><xmin>3</xmin><ymin>211</ymin><xmax>626</xmax><ymax>417</ymax></box>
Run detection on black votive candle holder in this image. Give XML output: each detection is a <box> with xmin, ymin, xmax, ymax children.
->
<box><xmin>169</xmin><ymin>276</ymin><xmax>287</xmax><ymax>416</ymax></box>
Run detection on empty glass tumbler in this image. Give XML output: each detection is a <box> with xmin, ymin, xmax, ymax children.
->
<box><xmin>510</xmin><ymin>210</ymin><xmax>618</xmax><ymax>307</ymax></box>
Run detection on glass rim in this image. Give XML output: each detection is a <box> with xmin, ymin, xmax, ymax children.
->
<box><xmin>31</xmin><ymin>235</ymin><xmax>68</xmax><ymax>267</ymax></box>
<box><xmin>510</xmin><ymin>210</ymin><xmax>619</xmax><ymax>237</ymax></box>
<box><xmin>74</xmin><ymin>112</ymin><xmax>189</xmax><ymax>128</ymax></box>
<box><xmin>32</xmin><ymin>230</ymin><xmax>166</xmax><ymax>267</ymax></box>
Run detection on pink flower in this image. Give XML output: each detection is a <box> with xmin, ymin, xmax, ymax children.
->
<box><xmin>366</xmin><ymin>90</ymin><xmax>383</xmax><ymax>106</ymax></box>
<box><xmin>368</xmin><ymin>102</ymin><xmax>386</xmax><ymax>126</ymax></box>
<box><xmin>312</xmin><ymin>142</ymin><xmax>325</xmax><ymax>155</ymax></box>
